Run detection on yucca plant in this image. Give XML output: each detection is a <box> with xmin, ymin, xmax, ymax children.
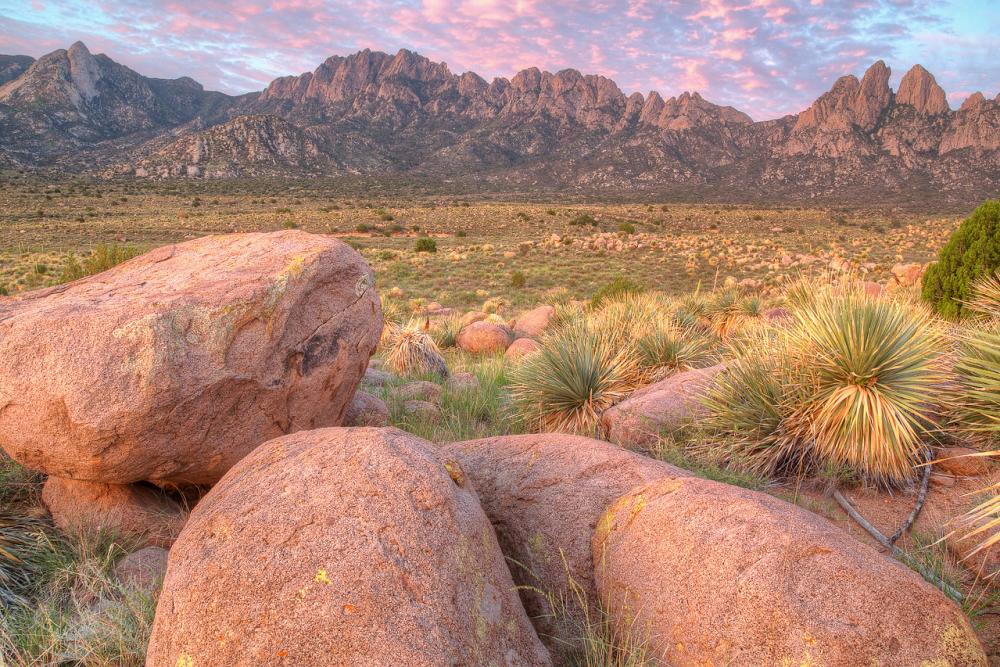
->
<box><xmin>383</xmin><ymin>319</ymin><xmax>449</xmax><ymax>378</ymax></box>
<box><xmin>705</xmin><ymin>289</ymin><xmax>765</xmax><ymax>338</ymax></box>
<box><xmin>429</xmin><ymin>314</ymin><xmax>463</xmax><ymax>349</ymax></box>
<box><xmin>788</xmin><ymin>293</ymin><xmax>944</xmax><ymax>485</ymax></box>
<box><xmin>700</xmin><ymin>333</ymin><xmax>808</xmax><ymax>478</ymax></box>
<box><xmin>589</xmin><ymin>292</ymin><xmax>672</xmax><ymax>349</ymax></box>
<box><xmin>510</xmin><ymin>320</ymin><xmax>640</xmax><ymax>435</ymax></box>
<box><xmin>952</xmin><ymin>276</ymin><xmax>1000</xmax><ymax>574</ymax></box>
<box><xmin>636</xmin><ymin>324</ymin><xmax>714</xmax><ymax>381</ymax></box>
<box><xmin>703</xmin><ymin>292</ymin><xmax>944</xmax><ymax>486</ymax></box>
<box><xmin>0</xmin><ymin>513</ymin><xmax>46</xmax><ymax>609</ymax></box>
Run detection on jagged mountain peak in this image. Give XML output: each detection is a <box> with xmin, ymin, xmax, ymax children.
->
<box><xmin>897</xmin><ymin>64</ymin><xmax>949</xmax><ymax>114</ymax></box>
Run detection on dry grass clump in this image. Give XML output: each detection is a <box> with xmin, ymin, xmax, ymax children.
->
<box><xmin>0</xmin><ymin>514</ymin><xmax>47</xmax><ymax>609</ymax></box>
<box><xmin>704</xmin><ymin>291</ymin><xmax>944</xmax><ymax>486</ymax></box>
<box><xmin>383</xmin><ymin>319</ymin><xmax>448</xmax><ymax>378</ymax></box>
<box><xmin>510</xmin><ymin>319</ymin><xmax>640</xmax><ymax>436</ymax></box>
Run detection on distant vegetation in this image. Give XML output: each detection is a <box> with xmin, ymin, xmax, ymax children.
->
<box><xmin>922</xmin><ymin>199</ymin><xmax>1000</xmax><ymax>319</ymax></box>
<box><xmin>60</xmin><ymin>244</ymin><xmax>142</xmax><ymax>284</ymax></box>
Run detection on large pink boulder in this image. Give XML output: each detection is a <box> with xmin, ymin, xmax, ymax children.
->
<box><xmin>441</xmin><ymin>434</ymin><xmax>688</xmax><ymax>661</ymax></box>
<box><xmin>513</xmin><ymin>305</ymin><xmax>555</xmax><ymax>338</ymax></box>
<box><xmin>601</xmin><ymin>363</ymin><xmax>726</xmax><ymax>446</ymax></box>
<box><xmin>42</xmin><ymin>477</ymin><xmax>187</xmax><ymax>548</ymax></box>
<box><xmin>456</xmin><ymin>320</ymin><xmax>514</xmax><ymax>354</ymax></box>
<box><xmin>0</xmin><ymin>231</ymin><xmax>382</xmax><ymax>486</ymax></box>
<box><xmin>593</xmin><ymin>476</ymin><xmax>986</xmax><ymax>667</ymax></box>
<box><xmin>148</xmin><ymin>427</ymin><xmax>551</xmax><ymax>667</ymax></box>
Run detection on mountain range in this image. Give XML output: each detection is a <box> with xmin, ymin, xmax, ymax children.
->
<box><xmin>2</xmin><ymin>41</ymin><xmax>1000</xmax><ymax>206</ymax></box>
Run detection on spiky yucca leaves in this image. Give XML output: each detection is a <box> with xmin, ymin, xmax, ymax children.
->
<box><xmin>700</xmin><ymin>332</ymin><xmax>809</xmax><ymax>478</ymax></box>
<box><xmin>703</xmin><ymin>294</ymin><xmax>944</xmax><ymax>485</ymax></box>
<box><xmin>378</xmin><ymin>297</ymin><xmax>405</xmax><ymax>347</ymax></box>
<box><xmin>952</xmin><ymin>276</ymin><xmax>1000</xmax><ymax>574</ymax></box>
<box><xmin>789</xmin><ymin>294</ymin><xmax>944</xmax><ymax>485</ymax></box>
<box><xmin>510</xmin><ymin>320</ymin><xmax>640</xmax><ymax>436</ymax></box>
<box><xmin>0</xmin><ymin>514</ymin><xmax>46</xmax><ymax>608</ymax></box>
<box><xmin>953</xmin><ymin>325</ymin><xmax>1000</xmax><ymax>443</ymax></box>
<box><xmin>429</xmin><ymin>314</ymin><xmax>463</xmax><ymax>349</ymax></box>
<box><xmin>967</xmin><ymin>273</ymin><xmax>1000</xmax><ymax>321</ymax></box>
<box><xmin>636</xmin><ymin>324</ymin><xmax>714</xmax><ymax>382</ymax></box>
<box><xmin>704</xmin><ymin>289</ymin><xmax>766</xmax><ymax>338</ymax></box>
<box><xmin>550</xmin><ymin>301</ymin><xmax>587</xmax><ymax>331</ymax></box>
<box><xmin>588</xmin><ymin>292</ymin><xmax>672</xmax><ymax>351</ymax></box>
<box><xmin>383</xmin><ymin>319</ymin><xmax>449</xmax><ymax>378</ymax></box>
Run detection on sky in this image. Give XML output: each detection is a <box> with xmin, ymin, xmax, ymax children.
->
<box><xmin>1</xmin><ymin>0</ymin><xmax>998</xmax><ymax>120</ymax></box>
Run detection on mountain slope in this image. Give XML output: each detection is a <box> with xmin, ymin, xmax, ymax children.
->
<box><xmin>2</xmin><ymin>43</ymin><xmax>1000</xmax><ymax>206</ymax></box>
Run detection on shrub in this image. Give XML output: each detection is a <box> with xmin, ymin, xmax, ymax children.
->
<box><xmin>618</xmin><ymin>222</ymin><xmax>636</xmax><ymax>235</ymax></box>
<box><xmin>414</xmin><ymin>238</ymin><xmax>437</xmax><ymax>253</ymax></box>
<box><xmin>510</xmin><ymin>320</ymin><xmax>640</xmax><ymax>435</ymax></box>
<box><xmin>383</xmin><ymin>320</ymin><xmax>448</xmax><ymax>378</ymax></box>
<box><xmin>922</xmin><ymin>199</ymin><xmax>1000</xmax><ymax>320</ymax></box>
<box><xmin>569</xmin><ymin>214</ymin><xmax>596</xmax><ymax>227</ymax></box>
<box><xmin>60</xmin><ymin>244</ymin><xmax>142</xmax><ymax>284</ymax></box>
<box><xmin>704</xmin><ymin>293</ymin><xmax>943</xmax><ymax>486</ymax></box>
<box><xmin>511</xmin><ymin>271</ymin><xmax>526</xmax><ymax>288</ymax></box>
<box><xmin>590</xmin><ymin>276</ymin><xmax>644</xmax><ymax>309</ymax></box>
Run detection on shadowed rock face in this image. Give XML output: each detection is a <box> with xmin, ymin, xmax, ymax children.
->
<box><xmin>3</xmin><ymin>43</ymin><xmax>1000</xmax><ymax>205</ymax></box>
<box><xmin>147</xmin><ymin>427</ymin><xmax>552</xmax><ymax>667</ymax></box>
<box><xmin>0</xmin><ymin>230</ymin><xmax>382</xmax><ymax>486</ymax></box>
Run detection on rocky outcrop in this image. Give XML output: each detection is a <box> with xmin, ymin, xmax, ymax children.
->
<box><xmin>441</xmin><ymin>434</ymin><xmax>688</xmax><ymax>661</ymax></box>
<box><xmin>0</xmin><ymin>230</ymin><xmax>382</xmax><ymax>486</ymax></box>
<box><xmin>133</xmin><ymin>114</ymin><xmax>328</xmax><ymax>178</ymax></box>
<box><xmin>147</xmin><ymin>427</ymin><xmax>551</xmax><ymax>666</ymax></box>
<box><xmin>594</xmin><ymin>476</ymin><xmax>987</xmax><ymax>666</ymax></box>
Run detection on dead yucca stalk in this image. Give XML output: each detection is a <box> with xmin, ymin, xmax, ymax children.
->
<box><xmin>510</xmin><ymin>320</ymin><xmax>640</xmax><ymax>436</ymax></box>
<box><xmin>383</xmin><ymin>319</ymin><xmax>448</xmax><ymax>378</ymax></box>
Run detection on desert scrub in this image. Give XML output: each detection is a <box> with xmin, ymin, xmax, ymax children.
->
<box><xmin>704</xmin><ymin>293</ymin><xmax>944</xmax><ymax>486</ymax></box>
<box><xmin>413</xmin><ymin>238</ymin><xmax>437</xmax><ymax>253</ymax></box>
<box><xmin>922</xmin><ymin>199</ymin><xmax>1000</xmax><ymax>320</ymax></box>
<box><xmin>510</xmin><ymin>319</ymin><xmax>640</xmax><ymax>436</ymax></box>
<box><xmin>383</xmin><ymin>319</ymin><xmax>448</xmax><ymax>378</ymax></box>
<box><xmin>60</xmin><ymin>243</ymin><xmax>142</xmax><ymax>284</ymax></box>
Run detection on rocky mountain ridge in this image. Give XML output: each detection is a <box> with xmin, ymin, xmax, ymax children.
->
<box><xmin>2</xmin><ymin>42</ymin><xmax>1000</xmax><ymax>206</ymax></box>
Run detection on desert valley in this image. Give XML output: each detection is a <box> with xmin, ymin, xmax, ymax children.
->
<box><xmin>1</xmin><ymin>15</ymin><xmax>1000</xmax><ymax>667</ymax></box>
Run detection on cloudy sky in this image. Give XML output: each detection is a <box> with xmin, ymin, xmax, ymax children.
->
<box><xmin>1</xmin><ymin>0</ymin><xmax>997</xmax><ymax>120</ymax></box>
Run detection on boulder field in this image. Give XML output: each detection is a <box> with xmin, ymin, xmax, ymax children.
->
<box><xmin>0</xmin><ymin>230</ymin><xmax>382</xmax><ymax>486</ymax></box>
<box><xmin>146</xmin><ymin>427</ymin><xmax>552</xmax><ymax>667</ymax></box>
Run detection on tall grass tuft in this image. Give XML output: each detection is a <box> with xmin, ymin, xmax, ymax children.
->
<box><xmin>383</xmin><ymin>319</ymin><xmax>449</xmax><ymax>378</ymax></box>
<box><xmin>0</xmin><ymin>514</ymin><xmax>47</xmax><ymax>609</ymax></box>
<box><xmin>510</xmin><ymin>320</ymin><xmax>640</xmax><ymax>436</ymax></box>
